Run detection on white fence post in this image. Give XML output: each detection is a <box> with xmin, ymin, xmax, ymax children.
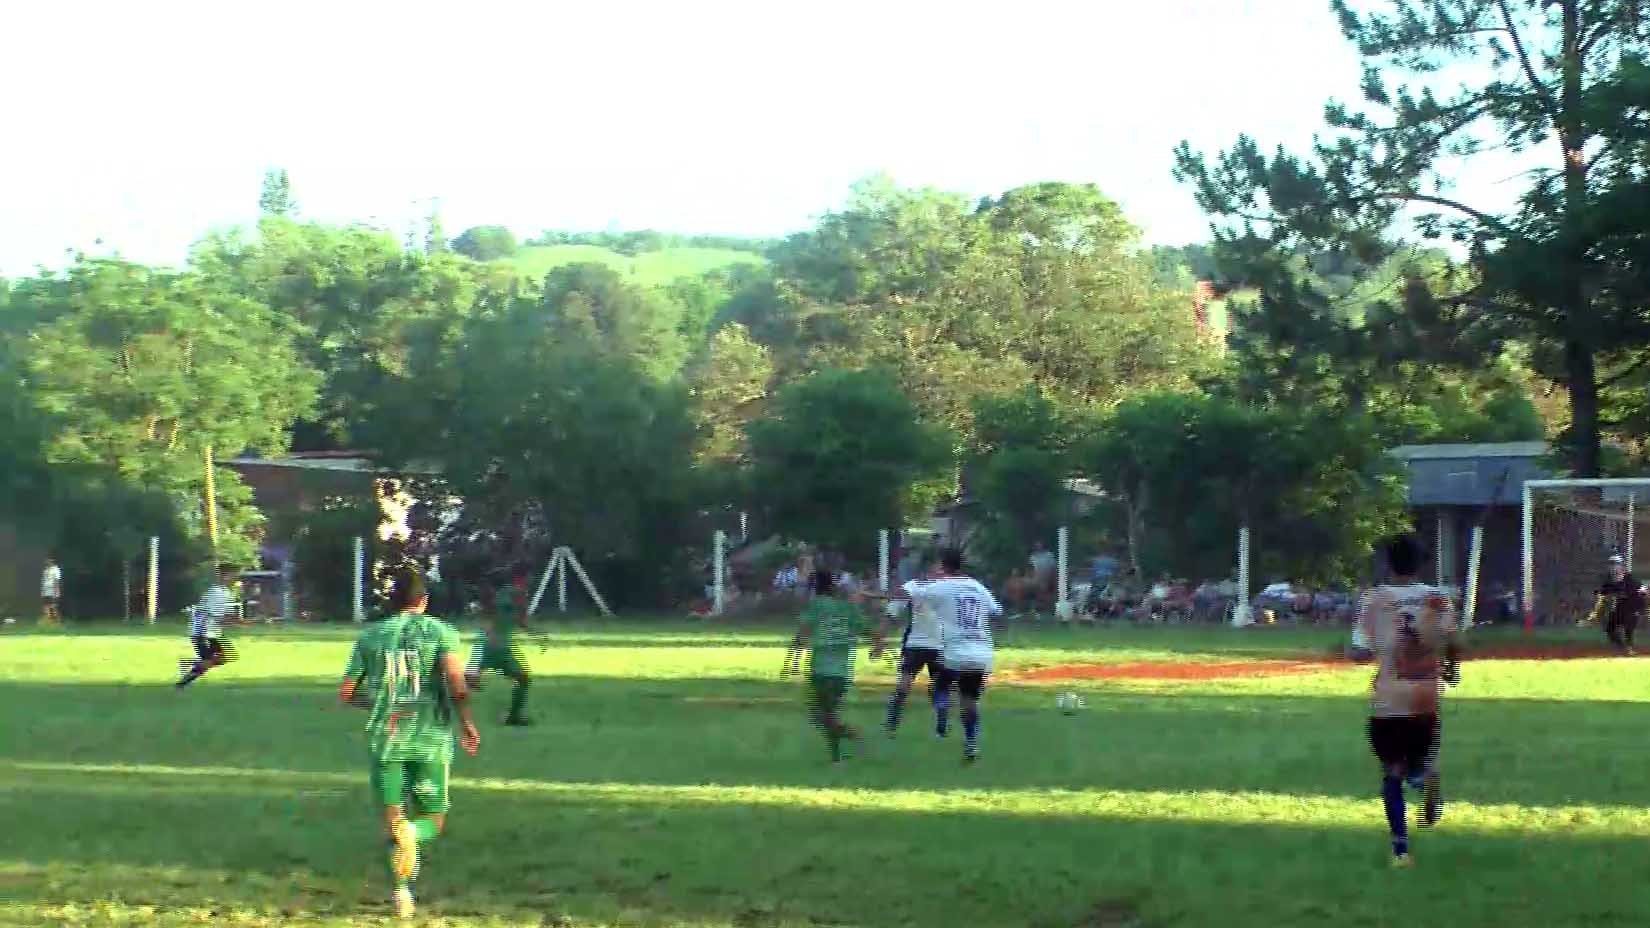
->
<box><xmin>146</xmin><ymin>536</ymin><xmax>159</xmax><ymax>625</ymax></box>
<box><xmin>352</xmin><ymin>536</ymin><xmax>365</xmax><ymax>623</ymax></box>
<box><xmin>1521</xmin><ymin>482</ymin><xmax>1534</xmax><ymax>632</ymax></box>
<box><xmin>1232</xmin><ymin>525</ymin><xmax>1252</xmax><ymax>626</ymax></box>
<box><xmin>1056</xmin><ymin>525</ymin><xmax>1069</xmax><ymax>608</ymax></box>
<box><xmin>1465</xmin><ymin>524</ymin><xmax>1484</xmax><ymax>629</ymax></box>
<box><xmin>878</xmin><ymin>529</ymin><xmax>890</xmax><ymax>592</ymax></box>
<box><xmin>712</xmin><ymin>530</ymin><xmax>726</xmax><ymax>616</ymax></box>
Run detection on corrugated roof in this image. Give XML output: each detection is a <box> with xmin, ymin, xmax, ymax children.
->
<box><xmin>1389</xmin><ymin>442</ymin><xmax>1548</xmax><ymax>461</ymax></box>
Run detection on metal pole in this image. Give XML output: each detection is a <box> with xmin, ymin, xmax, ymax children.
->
<box><xmin>1435</xmin><ymin>512</ymin><xmax>1446</xmax><ymax>588</ymax></box>
<box><xmin>878</xmin><ymin>529</ymin><xmax>890</xmax><ymax>593</ymax></box>
<box><xmin>712</xmin><ymin>531</ymin><xmax>726</xmax><ymax>616</ymax></box>
<box><xmin>1465</xmin><ymin>524</ymin><xmax>1484</xmax><ymax>630</ymax></box>
<box><xmin>1522</xmin><ymin>482</ymin><xmax>1535</xmax><ymax>633</ymax></box>
<box><xmin>147</xmin><ymin>536</ymin><xmax>159</xmax><ymax>624</ymax></box>
<box><xmin>352</xmin><ymin>536</ymin><xmax>365</xmax><ymax>623</ymax></box>
<box><xmin>740</xmin><ymin>511</ymin><xmax>748</xmax><ymax>542</ymax></box>
<box><xmin>1233</xmin><ymin>525</ymin><xmax>1252</xmax><ymax>626</ymax></box>
<box><xmin>558</xmin><ymin>551</ymin><xmax>568</xmax><ymax>612</ymax></box>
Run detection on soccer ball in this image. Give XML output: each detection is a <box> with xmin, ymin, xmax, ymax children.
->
<box><xmin>1055</xmin><ymin>691</ymin><xmax>1084</xmax><ymax>715</ymax></box>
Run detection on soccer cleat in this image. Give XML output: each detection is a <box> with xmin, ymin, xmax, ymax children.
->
<box><xmin>390</xmin><ymin>819</ymin><xmax>418</xmax><ymax>883</ymax></box>
<box><xmin>1390</xmin><ymin>852</ymin><xmax>1414</xmax><ymax>869</ymax></box>
<box><xmin>935</xmin><ymin>717</ymin><xmax>949</xmax><ymax>738</ymax></box>
<box><xmin>392</xmin><ymin>885</ymin><xmax>415</xmax><ymax>920</ymax></box>
<box><xmin>1420</xmin><ymin>773</ymin><xmax>1443</xmax><ymax>828</ymax></box>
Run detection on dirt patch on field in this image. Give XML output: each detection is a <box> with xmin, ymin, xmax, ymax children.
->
<box><xmin>1018</xmin><ymin>643</ymin><xmax>1643</xmax><ymax>682</ymax></box>
<box><xmin>1017</xmin><ymin>660</ymin><xmax>1338</xmax><ymax>682</ymax></box>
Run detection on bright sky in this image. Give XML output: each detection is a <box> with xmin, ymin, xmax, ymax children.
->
<box><xmin>2</xmin><ymin>0</ymin><xmax>1457</xmax><ymax>277</ymax></box>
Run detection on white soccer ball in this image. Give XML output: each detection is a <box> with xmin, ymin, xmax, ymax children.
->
<box><xmin>1056</xmin><ymin>691</ymin><xmax>1084</xmax><ymax>715</ymax></box>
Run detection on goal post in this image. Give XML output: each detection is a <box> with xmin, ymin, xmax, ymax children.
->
<box><xmin>1523</xmin><ymin>478</ymin><xmax>1650</xmax><ymax>628</ymax></box>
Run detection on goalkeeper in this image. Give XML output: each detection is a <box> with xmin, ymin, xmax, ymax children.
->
<box><xmin>1586</xmin><ymin>555</ymin><xmax>1645</xmax><ymax>655</ymax></box>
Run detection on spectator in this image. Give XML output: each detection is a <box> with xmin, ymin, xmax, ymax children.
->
<box><xmin>41</xmin><ymin>555</ymin><xmax>62</xmax><ymax>626</ymax></box>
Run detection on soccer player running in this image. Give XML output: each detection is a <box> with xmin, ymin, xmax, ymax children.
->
<box><xmin>467</xmin><ymin>567</ymin><xmax>535</xmax><ymax>726</ymax></box>
<box><xmin>859</xmin><ymin>559</ymin><xmax>947</xmax><ymax>738</ymax></box>
<box><xmin>177</xmin><ymin>565</ymin><xmax>241</xmax><ymax>689</ymax></box>
<box><xmin>925</xmin><ymin>548</ymin><xmax>1003</xmax><ymax>764</ymax></box>
<box><xmin>339</xmin><ymin>568</ymin><xmax>479</xmax><ymax>920</ymax></box>
<box><xmin>40</xmin><ymin>555</ymin><xmax>62</xmax><ymax>626</ymax></box>
<box><xmin>783</xmin><ymin>569</ymin><xmax>884</xmax><ymax>764</ymax></box>
<box><xmin>1355</xmin><ymin>534</ymin><xmax>1462</xmax><ymax>869</ymax></box>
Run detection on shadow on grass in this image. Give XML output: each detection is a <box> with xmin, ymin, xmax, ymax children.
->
<box><xmin>3</xmin><ymin>760</ymin><xmax>1649</xmax><ymax>928</ymax></box>
<box><xmin>8</xmin><ymin>674</ymin><xmax>1650</xmax><ymax>812</ymax></box>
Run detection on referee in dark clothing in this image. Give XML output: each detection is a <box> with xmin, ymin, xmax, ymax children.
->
<box><xmin>1595</xmin><ymin>555</ymin><xmax>1646</xmax><ymax>655</ymax></box>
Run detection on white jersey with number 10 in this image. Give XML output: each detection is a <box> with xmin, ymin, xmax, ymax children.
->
<box><xmin>918</xmin><ymin>577</ymin><xmax>1002</xmax><ymax>672</ymax></box>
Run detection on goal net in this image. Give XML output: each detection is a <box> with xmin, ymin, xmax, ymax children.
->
<box><xmin>1525</xmin><ymin>480</ymin><xmax>1650</xmax><ymax>626</ymax></box>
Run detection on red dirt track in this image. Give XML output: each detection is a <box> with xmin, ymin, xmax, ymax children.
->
<box><xmin>1018</xmin><ymin>645</ymin><xmax>1642</xmax><ymax>682</ymax></box>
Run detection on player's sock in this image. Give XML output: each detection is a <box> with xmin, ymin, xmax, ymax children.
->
<box><xmin>885</xmin><ymin>687</ymin><xmax>908</xmax><ymax>732</ymax></box>
<box><xmin>176</xmin><ymin>662</ymin><xmax>205</xmax><ymax>687</ymax></box>
<box><xmin>962</xmin><ymin>704</ymin><xmax>980</xmax><ymax>756</ymax></box>
<box><xmin>1382</xmin><ymin>775</ymin><xmax>1409</xmax><ymax>856</ymax></box>
<box><xmin>412</xmin><ymin>817</ymin><xmax>440</xmax><ymax>843</ymax></box>
<box><xmin>825</xmin><ymin>721</ymin><xmax>843</xmax><ymax>762</ymax></box>
<box><xmin>934</xmin><ymin>690</ymin><xmax>951</xmax><ymax>736</ymax></box>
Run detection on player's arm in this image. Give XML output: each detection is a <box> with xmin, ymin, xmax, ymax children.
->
<box><xmin>1349</xmin><ymin>591</ymin><xmax>1376</xmax><ymax>663</ymax></box>
<box><xmin>784</xmin><ymin>622</ymin><xmax>810</xmax><ymax>676</ymax></box>
<box><xmin>439</xmin><ymin>649</ymin><xmax>480</xmax><ymax>756</ymax></box>
<box><xmin>338</xmin><ymin>642</ymin><xmax>371</xmax><ymax>708</ymax></box>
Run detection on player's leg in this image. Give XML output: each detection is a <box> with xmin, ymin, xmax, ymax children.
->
<box><xmin>933</xmin><ymin>666</ymin><xmax>954</xmax><ymax>737</ymax></box>
<box><xmin>885</xmin><ymin>651</ymin><xmax>921</xmax><ymax>734</ymax></box>
<box><xmin>1416</xmin><ymin>714</ymin><xmax>1443</xmax><ymax>828</ymax></box>
<box><xmin>177</xmin><ymin>636</ymin><xmax>212</xmax><ymax>687</ymax></box>
<box><xmin>1368</xmin><ymin>717</ymin><xmax>1413</xmax><ymax>865</ymax></box>
<box><xmin>502</xmin><ymin>645</ymin><xmax>533</xmax><ymax>726</ymax></box>
<box><xmin>372</xmin><ymin>762</ymin><xmax>419</xmax><ymax>917</ymax></box>
<box><xmin>958</xmin><ymin>671</ymin><xmax>986</xmax><ymax>762</ymax></box>
<box><xmin>1625</xmin><ymin>611</ymin><xmax>1639</xmax><ymax>654</ymax></box>
<box><xmin>809</xmin><ymin>674</ymin><xmax>848</xmax><ymax>762</ymax></box>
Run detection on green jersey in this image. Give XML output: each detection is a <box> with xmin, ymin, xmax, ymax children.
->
<box><xmin>800</xmin><ymin>597</ymin><xmax>872</xmax><ymax>679</ymax></box>
<box><xmin>345</xmin><ymin>612</ymin><xmax>463</xmax><ymax>763</ymax></box>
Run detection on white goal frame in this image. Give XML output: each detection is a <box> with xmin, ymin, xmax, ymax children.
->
<box><xmin>1522</xmin><ymin>478</ymin><xmax>1650</xmax><ymax>627</ymax></box>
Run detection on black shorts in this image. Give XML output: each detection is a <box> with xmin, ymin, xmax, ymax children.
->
<box><xmin>939</xmin><ymin>666</ymin><xmax>987</xmax><ymax>700</ymax></box>
<box><xmin>898</xmin><ymin>647</ymin><xmax>942</xmax><ymax>678</ymax></box>
<box><xmin>191</xmin><ymin>636</ymin><xmax>226</xmax><ymax>663</ymax></box>
<box><xmin>1368</xmin><ymin>715</ymin><xmax>1439</xmax><ymax>772</ymax></box>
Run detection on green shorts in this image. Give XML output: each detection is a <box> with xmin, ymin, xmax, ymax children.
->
<box><xmin>370</xmin><ymin>757</ymin><xmax>451</xmax><ymax>814</ymax></box>
<box><xmin>471</xmin><ymin>639</ymin><xmax>528</xmax><ymax>678</ymax></box>
<box><xmin>809</xmin><ymin>674</ymin><xmax>848</xmax><ymax>718</ymax></box>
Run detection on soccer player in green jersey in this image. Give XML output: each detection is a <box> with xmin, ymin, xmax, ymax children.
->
<box><xmin>339</xmin><ymin>568</ymin><xmax>480</xmax><ymax>920</ymax></box>
<box><xmin>466</xmin><ymin>567</ymin><xmax>534</xmax><ymax>726</ymax></box>
<box><xmin>784</xmin><ymin>569</ymin><xmax>884</xmax><ymax>763</ymax></box>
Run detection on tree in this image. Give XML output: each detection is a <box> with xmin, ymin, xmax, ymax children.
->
<box><xmin>765</xmin><ymin>179</ymin><xmax>1218</xmax><ymax>439</ymax></box>
<box><xmin>539</xmin><ymin>263</ymin><xmax>689</xmax><ymax>380</ymax></box>
<box><xmin>686</xmin><ymin>323</ymin><xmax>772</xmax><ymax>467</ymax></box>
<box><xmin>1175</xmin><ymin>0</ymin><xmax>1650</xmax><ymax>476</ymax></box>
<box><xmin>451</xmin><ymin>225</ymin><xmax>518</xmax><ymax>261</ymax></box>
<box><xmin>1081</xmin><ymin>392</ymin><xmax>1407</xmax><ymax>585</ymax></box>
<box><xmin>747</xmin><ymin>368</ymin><xmax>954</xmax><ymax>559</ymax></box>
<box><xmin>425</xmin><ymin>208</ymin><xmax>448</xmax><ymax>255</ymax></box>
<box><xmin>8</xmin><ymin>258</ymin><xmax>320</xmax><ymax>571</ymax></box>
<box><xmin>258</xmin><ymin>168</ymin><xmax>297</xmax><ymax>217</ymax></box>
<box><xmin>965</xmin><ymin>387</ymin><xmax>1078</xmax><ymax>578</ymax></box>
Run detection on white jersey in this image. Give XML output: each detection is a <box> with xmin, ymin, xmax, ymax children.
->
<box><xmin>900</xmin><ymin>579</ymin><xmax>943</xmax><ymax>649</ymax></box>
<box><xmin>1357</xmin><ymin>583</ymin><xmax>1456</xmax><ymax>718</ymax></box>
<box><xmin>919</xmin><ymin>576</ymin><xmax>1001</xmax><ymax>671</ymax></box>
<box><xmin>41</xmin><ymin>564</ymin><xmax>61</xmax><ymax>599</ymax></box>
<box><xmin>191</xmin><ymin>585</ymin><xmax>235</xmax><ymax>639</ymax></box>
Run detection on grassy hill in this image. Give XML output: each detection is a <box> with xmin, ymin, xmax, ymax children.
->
<box><xmin>504</xmin><ymin>244</ymin><xmax>767</xmax><ymax>287</ymax></box>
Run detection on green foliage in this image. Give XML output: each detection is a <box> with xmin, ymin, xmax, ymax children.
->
<box><xmin>505</xmin><ymin>244</ymin><xmax>767</xmax><ymax>288</ymax></box>
<box><xmin>6</xmin><ymin>258</ymin><xmax>319</xmax><ymax>572</ymax></box>
<box><xmin>1081</xmin><ymin>392</ymin><xmax>1407</xmax><ymax>585</ymax></box>
<box><xmin>449</xmin><ymin>225</ymin><xmax>518</xmax><ymax>261</ymax></box>
<box><xmin>686</xmin><ymin>323</ymin><xmax>772</xmax><ymax>466</ymax></box>
<box><xmin>769</xmin><ymin>178</ymin><xmax>1219</xmax><ymax>438</ymax></box>
<box><xmin>257</xmin><ymin>168</ymin><xmax>297</xmax><ymax>217</ymax></box>
<box><xmin>965</xmin><ymin>387</ymin><xmax>1079</xmax><ymax>579</ymax></box>
<box><xmin>540</xmin><ymin>263</ymin><xmax>690</xmax><ymax>379</ymax></box>
<box><xmin>1175</xmin><ymin>0</ymin><xmax>1650</xmax><ymax>477</ymax></box>
<box><xmin>748</xmin><ymin>368</ymin><xmax>955</xmax><ymax>559</ymax></box>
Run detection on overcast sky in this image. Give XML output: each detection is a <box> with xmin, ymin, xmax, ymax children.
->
<box><xmin>0</xmin><ymin>0</ymin><xmax>1530</xmax><ymax>276</ymax></box>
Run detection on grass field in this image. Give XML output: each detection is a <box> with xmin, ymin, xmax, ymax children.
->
<box><xmin>5</xmin><ymin>618</ymin><xmax>1650</xmax><ymax>927</ymax></box>
<box><xmin>504</xmin><ymin>246</ymin><xmax>766</xmax><ymax>287</ymax></box>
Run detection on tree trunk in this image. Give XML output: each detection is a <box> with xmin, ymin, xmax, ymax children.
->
<box><xmin>1566</xmin><ymin>338</ymin><xmax>1602</xmax><ymax>477</ymax></box>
